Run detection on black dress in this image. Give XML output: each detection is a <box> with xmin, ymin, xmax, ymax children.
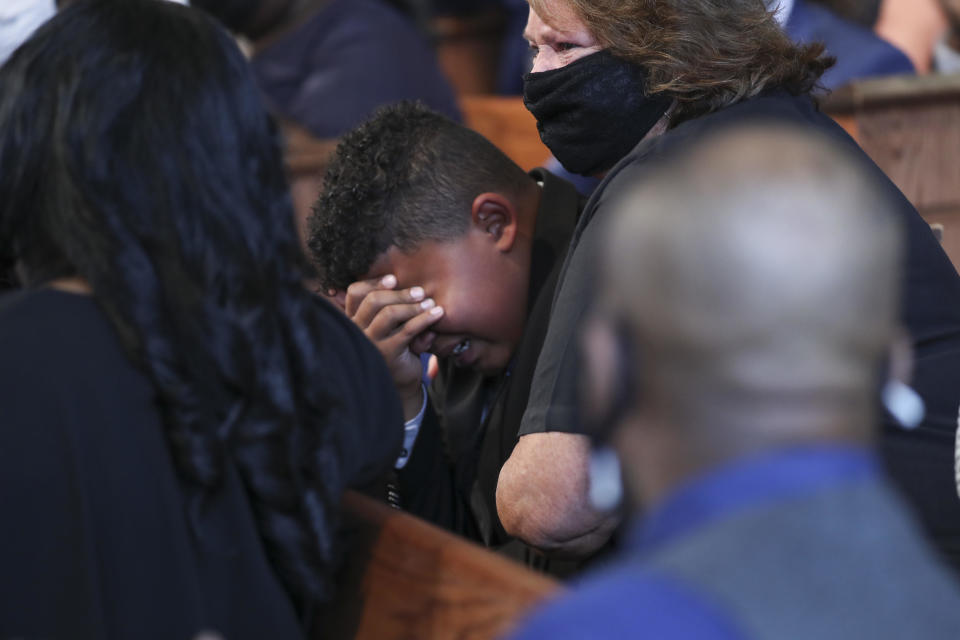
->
<box><xmin>0</xmin><ymin>288</ymin><xmax>402</xmax><ymax>640</ymax></box>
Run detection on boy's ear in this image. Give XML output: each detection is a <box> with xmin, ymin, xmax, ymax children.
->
<box><xmin>471</xmin><ymin>192</ymin><xmax>519</xmax><ymax>252</ymax></box>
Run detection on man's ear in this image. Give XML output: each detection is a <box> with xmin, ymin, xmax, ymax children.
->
<box><xmin>471</xmin><ymin>192</ymin><xmax>519</xmax><ymax>252</ymax></box>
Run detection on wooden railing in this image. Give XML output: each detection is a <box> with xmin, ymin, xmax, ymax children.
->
<box><xmin>318</xmin><ymin>491</ymin><xmax>560</xmax><ymax>640</ymax></box>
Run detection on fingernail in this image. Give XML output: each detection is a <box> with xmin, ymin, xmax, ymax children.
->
<box><xmin>430</xmin><ymin>306</ymin><xmax>444</xmax><ymax>317</ymax></box>
<box><xmin>381</xmin><ymin>275</ymin><xmax>397</xmax><ymax>288</ymax></box>
<box><xmin>420</xmin><ymin>298</ymin><xmax>435</xmax><ymax>310</ymax></box>
<box><xmin>409</xmin><ymin>286</ymin><xmax>424</xmax><ymax>300</ymax></box>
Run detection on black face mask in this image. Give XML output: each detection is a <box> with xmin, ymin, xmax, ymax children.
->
<box><xmin>523</xmin><ymin>50</ymin><xmax>672</xmax><ymax>176</ymax></box>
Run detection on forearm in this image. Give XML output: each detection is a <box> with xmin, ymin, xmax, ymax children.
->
<box><xmin>496</xmin><ymin>432</ymin><xmax>620</xmax><ymax>556</ymax></box>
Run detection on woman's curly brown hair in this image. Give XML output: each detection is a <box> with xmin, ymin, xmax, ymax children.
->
<box><xmin>531</xmin><ymin>0</ymin><xmax>835</xmax><ymax>124</ymax></box>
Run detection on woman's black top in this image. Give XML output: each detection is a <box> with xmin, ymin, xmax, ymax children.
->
<box><xmin>0</xmin><ymin>288</ymin><xmax>402</xmax><ymax>640</ymax></box>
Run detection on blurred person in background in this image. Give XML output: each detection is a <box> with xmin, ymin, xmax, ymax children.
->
<box><xmin>0</xmin><ymin>1</ymin><xmax>402</xmax><ymax>638</ymax></box>
<box><xmin>192</xmin><ymin>0</ymin><xmax>460</xmax><ymax>140</ymax></box>
<box><xmin>779</xmin><ymin>0</ymin><xmax>914</xmax><ymax>88</ymax></box>
<box><xmin>875</xmin><ymin>0</ymin><xmax>950</xmax><ymax>72</ymax></box>
<box><xmin>934</xmin><ymin>0</ymin><xmax>960</xmax><ymax>72</ymax></box>
<box><xmin>192</xmin><ymin>0</ymin><xmax>461</xmax><ymax>243</ymax></box>
<box><xmin>508</xmin><ymin>123</ymin><xmax>960</xmax><ymax>640</ymax></box>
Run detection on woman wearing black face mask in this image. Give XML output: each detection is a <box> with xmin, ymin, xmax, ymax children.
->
<box><xmin>498</xmin><ymin>0</ymin><xmax>960</xmax><ymax>576</ymax></box>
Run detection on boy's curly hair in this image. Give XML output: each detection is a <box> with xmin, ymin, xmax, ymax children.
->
<box><xmin>308</xmin><ymin>102</ymin><xmax>531</xmax><ymax>291</ymax></box>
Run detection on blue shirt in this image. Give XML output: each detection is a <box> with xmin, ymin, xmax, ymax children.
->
<box><xmin>508</xmin><ymin>447</ymin><xmax>879</xmax><ymax>640</ymax></box>
<box><xmin>787</xmin><ymin>0</ymin><xmax>914</xmax><ymax>90</ymax></box>
<box><xmin>252</xmin><ymin>0</ymin><xmax>461</xmax><ymax>139</ymax></box>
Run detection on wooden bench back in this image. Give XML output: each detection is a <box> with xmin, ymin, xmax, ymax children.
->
<box><xmin>822</xmin><ymin>73</ymin><xmax>960</xmax><ymax>272</ymax></box>
<box><xmin>460</xmin><ymin>96</ymin><xmax>552</xmax><ymax>171</ymax></box>
<box><xmin>319</xmin><ymin>491</ymin><xmax>560</xmax><ymax>640</ymax></box>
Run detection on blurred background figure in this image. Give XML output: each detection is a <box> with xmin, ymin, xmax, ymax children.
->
<box><xmin>875</xmin><ymin>0</ymin><xmax>950</xmax><ymax>73</ymax></box>
<box><xmin>192</xmin><ymin>0</ymin><xmax>461</xmax><ymax>242</ymax></box>
<box><xmin>935</xmin><ymin>0</ymin><xmax>960</xmax><ymax>72</ymax></box>
<box><xmin>808</xmin><ymin>0</ymin><xmax>883</xmax><ymax>26</ymax></box>
<box><xmin>0</xmin><ymin>1</ymin><xmax>401</xmax><ymax>637</ymax></box>
<box><xmin>781</xmin><ymin>0</ymin><xmax>915</xmax><ymax>88</ymax></box>
<box><xmin>510</xmin><ymin>123</ymin><xmax>960</xmax><ymax>640</ymax></box>
<box><xmin>191</xmin><ymin>0</ymin><xmax>460</xmax><ymax>139</ymax></box>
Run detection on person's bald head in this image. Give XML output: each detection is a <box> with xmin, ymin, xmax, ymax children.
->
<box><xmin>594</xmin><ymin>125</ymin><xmax>903</xmax><ymax>470</ymax></box>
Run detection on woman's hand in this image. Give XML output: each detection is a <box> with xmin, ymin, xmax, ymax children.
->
<box><xmin>345</xmin><ymin>274</ymin><xmax>444</xmax><ymax>420</ymax></box>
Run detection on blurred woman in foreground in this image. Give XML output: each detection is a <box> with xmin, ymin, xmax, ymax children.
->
<box><xmin>0</xmin><ymin>1</ymin><xmax>401</xmax><ymax>638</ymax></box>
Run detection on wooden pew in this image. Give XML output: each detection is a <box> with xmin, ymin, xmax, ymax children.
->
<box><xmin>281</xmin><ymin>120</ymin><xmax>339</xmax><ymax>246</ymax></box>
<box><xmin>460</xmin><ymin>96</ymin><xmax>552</xmax><ymax>171</ymax></box>
<box><xmin>319</xmin><ymin>491</ymin><xmax>561</xmax><ymax>640</ymax></box>
<box><xmin>432</xmin><ymin>12</ymin><xmax>507</xmax><ymax>96</ymax></box>
<box><xmin>822</xmin><ymin>73</ymin><xmax>960</xmax><ymax>272</ymax></box>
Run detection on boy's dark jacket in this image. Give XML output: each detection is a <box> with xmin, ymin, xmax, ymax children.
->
<box><xmin>396</xmin><ymin>168</ymin><xmax>583</xmax><ymax>572</ymax></box>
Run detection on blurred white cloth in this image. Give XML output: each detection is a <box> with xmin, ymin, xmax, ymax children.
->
<box><xmin>766</xmin><ymin>0</ymin><xmax>796</xmax><ymax>26</ymax></box>
<box><xmin>1</xmin><ymin>0</ymin><xmax>189</xmax><ymax>67</ymax></box>
<box><xmin>934</xmin><ymin>37</ymin><xmax>960</xmax><ymax>74</ymax></box>
<box><xmin>0</xmin><ymin>0</ymin><xmax>55</xmax><ymax>66</ymax></box>
<box><xmin>955</xmin><ymin>405</ymin><xmax>960</xmax><ymax>500</ymax></box>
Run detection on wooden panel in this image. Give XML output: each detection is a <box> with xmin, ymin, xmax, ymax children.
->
<box><xmin>282</xmin><ymin>122</ymin><xmax>339</xmax><ymax>177</ymax></box>
<box><xmin>319</xmin><ymin>491</ymin><xmax>559</xmax><ymax>640</ymax></box>
<box><xmin>460</xmin><ymin>96</ymin><xmax>552</xmax><ymax>171</ymax></box>
<box><xmin>855</xmin><ymin>101</ymin><xmax>960</xmax><ymax>211</ymax></box>
<box><xmin>432</xmin><ymin>13</ymin><xmax>506</xmax><ymax>96</ymax></box>
<box><xmin>823</xmin><ymin>74</ymin><xmax>960</xmax><ymax>271</ymax></box>
<box><xmin>278</xmin><ymin>121</ymin><xmax>339</xmax><ymax>249</ymax></box>
<box><xmin>828</xmin><ymin>112</ymin><xmax>858</xmax><ymax>141</ymax></box>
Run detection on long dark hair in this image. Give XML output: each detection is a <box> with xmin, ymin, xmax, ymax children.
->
<box><xmin>0</xmin><ymin>0</ymin><xmax>348</xmax><ymax>615</ymax></box>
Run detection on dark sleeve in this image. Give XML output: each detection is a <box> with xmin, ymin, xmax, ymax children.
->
<box><xmin>312</xmin><ymin>297</ymin><xmax>404</xmax><ymax>490</ymax></box>
<box><xmin>517</xmin><ymin>214</ymin><xmax>600</xmax><ymax>437</ymax></box>
<box><xmin>395</xmin><ymin>400</ymin><xmax>481</xmax><ymax>540</ymax></box>
<box><xmin>0</xmin><ymin>357</ymin><xmax>104</xmax><ymax>639</ymax></box>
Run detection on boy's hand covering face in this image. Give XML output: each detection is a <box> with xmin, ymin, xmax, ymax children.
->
<box><xmin>345</xmin><ymin>274</ymin><xmax>444</xmax><ymax>420</ymax></box>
